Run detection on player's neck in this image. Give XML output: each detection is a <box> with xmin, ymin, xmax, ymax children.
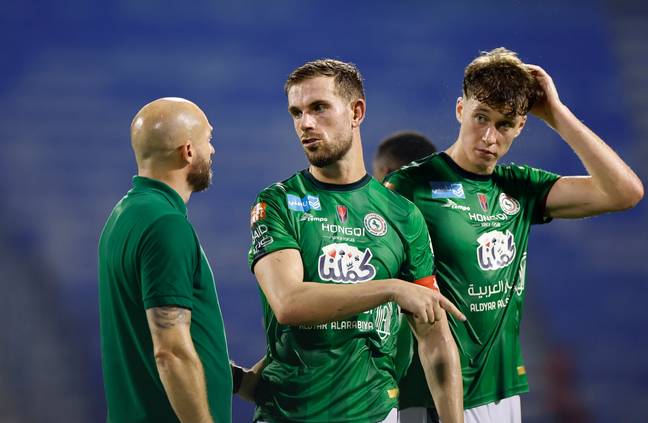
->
<box><xmin>445</xmin><ymin>143</ymin><xmax>496</xmax><ymax>175</ymax></box>
<box><xmin>138</xmin><ymin>168</ymin><xmax>192</xmax><ymax>203</ymax></box>
<box><xmin>309</xmin><ymin>137</ymin><xmax>366</xmax><ymax>184</ymax></box>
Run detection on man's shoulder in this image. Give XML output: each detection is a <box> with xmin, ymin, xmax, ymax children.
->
<box><xmin>125</xmin><ymin>190</ymin><xmax>185</xmax><ymax>219</ymax></box>
<box><xmin>388</xmin><ymin>152</ymin><xmax>443</xmax><ymax>181</ymax></box>
<box><xmin>256</xmin><ymin>170</ymin><xmax>307</xmax><ymax>198</ymax></box>
<box><xmin>373</xmin><ymin>178</ymin><xmax>418</xmax><ymax>210</ymax></box>
<box><xmin>494</xmin><ymin>162</ymin><xmax>556</xmax><ymax>183</ymax></box>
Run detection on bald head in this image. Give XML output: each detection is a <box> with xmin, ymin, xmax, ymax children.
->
<box><xmin>131</xmin><ymin>97</ymin><xmax>211</xmax><ymax>167</ymax></box>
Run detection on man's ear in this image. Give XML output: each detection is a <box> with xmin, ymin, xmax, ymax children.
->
<box><xmin>178</xmin><ymin>141</ymin><xmax>193</xmax><ymax>164</ymax></box>
<box><xmin>455</xmin><ymin>97</ymin><xmax>464</xmax><ymax>124</ymax></box>
<box><xmin>351</xmin><ymin>98</ymin><xmax>366</xmax><ymax>128</ymax></box>
<box><xmin>514</xmin><ymin>115</ymin><xmax>527</xmax><ymax>138</ymax></box>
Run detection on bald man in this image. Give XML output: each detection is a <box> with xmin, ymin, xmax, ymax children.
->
<box><xmin>99</xmin><ymin>98</ymin><xmax>231</xmax><ymax>423</ymax></box>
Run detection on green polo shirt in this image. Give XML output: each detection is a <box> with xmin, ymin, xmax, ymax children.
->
<box><xmin>99</xmin><ymin>176</ymin><xmax>231</xmax><ymax>423</ymax></box>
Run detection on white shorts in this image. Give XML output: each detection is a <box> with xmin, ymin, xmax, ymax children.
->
<box><xmin>398</xmin><ymin>395</ymin><xmax>521</xmax><ymax>423</ymax></box>
<box><xmin>465</xmin><ymin>395</ymin><xmax>521</xmax><ymax>423</ymax></box>
<box><xmin>257</xmin><ymin>408</ymin><xmax>398</xmax><ymax>423</ymax></box>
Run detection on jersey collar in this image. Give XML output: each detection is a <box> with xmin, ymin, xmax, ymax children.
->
<box><xmin>131</xmin><ymin>176</ymin><xmax>187</xmax><ymax>215</ymax></box>
<box><xmin>301</xmin><ymin>169</ymin><xmax>372</xmax><ymax>192</ymax></box>
<box><xmin>440</xmin><ymin>152</ymin><xmax>492</xmax><ymax>181</ymax></box>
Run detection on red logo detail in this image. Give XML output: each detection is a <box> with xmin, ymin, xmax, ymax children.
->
<box><xmin>250</xmin><ymin>202</ymin><xmax>267</xmax><ymax>226</ymax></box>
<box><xmin>478</xmin><ymin>193</ymin><xmax>488</xmax><ymax>212</ymax></box>
<box><xmin>336</xmin><ymin>205</ymin><xmax>348</xmax><ymax>224</ymax></box>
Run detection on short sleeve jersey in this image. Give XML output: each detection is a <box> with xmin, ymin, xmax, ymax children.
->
<box><xmin>247</xmin><ymin>169</ymin><xmax>435</xmax><ymax>423</ymax></box>
<box><xmin>385</xmin><ymin>153</ymin><xmax>559</xmax><ymax>410</ymax></box>
<box><xmin>99</xmin><ymin>176</ymin><xmax>232</xmax><ymax>423</ymax></box>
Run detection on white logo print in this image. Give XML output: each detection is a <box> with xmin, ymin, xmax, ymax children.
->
<box><xmin>499</xmin><ymin>193</ymin><xmax>520</xmax><ymax>215</ymax></box>
<box><xmin>443</xmin><ymin>199</ymin><xmax>471</xmax><ymax>211</ymax></box>
<box><xmin>364</xmin><ymin>213</ymin><xmax>387</xmax><ymax>237</ymax></box>
<box><xmin>372</xmin><ymin>303</ymin><xmax>394</xmax><ymax>341</ymax></box>
<box><xmin>516</xmin><ymin>252</ymin><xmax>526</xmax><ymax>296</ymax></box>
<box><xmin>318</xmin><ymin>243</ymin><xmax>376</xmax><ymax>283</ymax></box>
<box><xmin>476</xmin><ymin>230</ymin><xmax>516</xmax><ymax>271</ymax></box>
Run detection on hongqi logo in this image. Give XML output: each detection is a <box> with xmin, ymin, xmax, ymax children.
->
<box><xmin>476</xmin><ymin>230</ymin><xmax>516</xmax><ymax>271</ymax></box>
<box><xmin>318</xmin><ymin>243</ymin><xmax>376</xmax><ymax>283</ymax></box>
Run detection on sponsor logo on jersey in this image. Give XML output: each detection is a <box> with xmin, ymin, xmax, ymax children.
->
<box><xmin>476</xmin><ymin>229</ymin><xmax>516</xmax><ymax>271</ymax></box>
<box><xmin>300</xmin><ymin>213</ymin><xmax>328</xmax><ymax>222</ymax></box>
<box><xmin>467</xmin><ymin>279</ymin><xmax>515</xmax><ymax>299</ymax></box>
<box><xmin>372</xmin><ymin>302</ymin><xmax>395</xmax><ymax>341</ymax></box>
<box><xmin>364</xmin><ymin>213</ymin><xmax>387</xmax><ymax>237</ymax></box>
<box><xmin>431</xmin><ymin>182</ymin><xmax>465</xmax><ymax>199</ymax></box>
<box><xmin>318</xmin><ymin>243</ymin><xmax>376</xmax><ymax>283</ymax></box>
<box><xmin>251</xmin><ymin>224</ymin><xmax>274</xmax><ymax>253</ymax></box>
<box><xmin>321</xmin><ymin>223</ymin><xmax>365</xmax><ymax>237</ymax></box>
<box><xmin>250</xmin><ymin>202</ymin><xmax>266</xmax><ymax>226</ymax></box>
<box><xmin>478</xmin><ymin>193</ymin><xmax>488</xmax><ymax>212</ymax></box>
<box><xmin>286</xmin><ymin>193</ymin><xmax>321</xmax><ymax>212</ymax></box>
<box><xmin>516</xmin><ymin>252</ymin><xmax>526</xmax><ymax>296</ymax></box>
<box><xmin>442</xmin><ymin>199</ymin><xmax>471</xmax><ymax>211</ymax></box>
<box><xmin>468</xmin><ymin>212</ymin><xmax>508</xmax><ymax>222</ymax></box>
<box><xmin>499</xmin><ymin>193</ymin><xmax>520</xmax><ymax>215</ymax></box>
<box><xmin>336</xmin><ymin>205</ymin><xmax>348</xmax><ymax>224</ymax></box>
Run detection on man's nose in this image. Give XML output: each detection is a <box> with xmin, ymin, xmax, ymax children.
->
<box><xmin>482</xmin><ymin>126</ymin><xmax>496</xmax><ymax>144</ymax></box>
<box><xmin>300</xmin><ymin>112</ymin><xmax>316</xmax><ymax>131</ymax></box>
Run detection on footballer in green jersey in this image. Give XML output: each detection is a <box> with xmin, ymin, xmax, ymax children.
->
<box><xmin>387</xmin><ymin>152</ymin><xmax>558</xmax><ymax>410</ymax></box>
<box><xmin>245</xmin><ymin>59</ymin><xmax>465</xmax><ymax>423</ymax></box>
<box><xmin>386</xmin><ymin>48</ymin><xmax>643</xmax><ymax>423</ymax></box>
<box><xmin>249</xmin><ymin>170</ymin><xmax>438</xmax><ymax>422</ymax></box>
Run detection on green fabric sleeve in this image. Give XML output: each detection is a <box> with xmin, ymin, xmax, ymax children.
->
<box><xmin>139</xmin><ymin>214</ymin><xmax>195</xmax><ymax>310</ymax></box>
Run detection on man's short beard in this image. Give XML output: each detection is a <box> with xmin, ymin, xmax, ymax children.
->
<box><xmin>187</xmin><ymin>157</ymin><xmax>212</xmax><ymax>192</ymax></box>
<box><xmin>305</xmin><ymin>136</ymin><xmax>353</xmax><ymax>168</ymax></box>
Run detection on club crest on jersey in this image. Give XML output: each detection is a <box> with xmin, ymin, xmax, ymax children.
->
<box><xmin>364</xmin><ymin>213</ymin><xmax>387</xmax><ymax>237</ymax></box>
<box><xmin>476</xmin><ymin>230</ymin><xmax>516</xmax><ymax>271</ymax></box>
<box><xmin>477</xmin><ymin>193</ymin><xmax>488</xmax><ymax>212</ymax></box>
<box><xmin>431</xmin><ymin>182</ymin><xmax>465</xmax><ymax>199</ymax></box>
<box><xmin>318</xmin><ymin>243</ymin><xmax>376</xmax><ymax>283</ymax></box>
<box><xmin>286</xmin><ymin>193</ymin><xmax>321</xmax><ymax>212</ymax></box>
<box><xmin>336</xmin><ymin>205</ymin><xmax>348</xmax><ymax>224</ymax></box>
<box><xmin>499</xmin><ymin>193</ymin><xmax>520</xmax><ymax>215</ymax></box>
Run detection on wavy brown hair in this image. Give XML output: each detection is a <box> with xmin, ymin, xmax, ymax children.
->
<box><xmin>285</xmin><ymin>59</ymin><xmax>365</xmax><ymax>102</ymax></box>
<box><xmin>463</xmin><ymin>47</ymin><xmax>544</xmax><ymax>117</ymax></box>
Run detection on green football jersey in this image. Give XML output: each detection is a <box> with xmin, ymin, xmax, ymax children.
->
<box><xmin>99</xmin><ymin>176</ymin><xmax>232</xmax><ymax>423</ymax></box>
<box><xmin>385</xmin><ymin>153</ymin><xmax>559</xmax><ymax>410</ymax></box>
<box><xmin>248</xmin><ymin>169</ymin><xmax>435</xmax><ymax>423</ymax></box>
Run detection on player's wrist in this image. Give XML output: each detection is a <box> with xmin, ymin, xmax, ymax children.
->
<box><xmin>388</xmin><ymin>279</ymin><xmax>406</xmax><ymax>303</ymax></box>
<box><xmin>230</xmin><ymin>361</ymin><xmax>245</xmax><ymax>394</ymax></box>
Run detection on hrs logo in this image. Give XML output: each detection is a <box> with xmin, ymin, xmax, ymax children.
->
<box><xmin>318</xmin><ymin>243</ymin><xmax>376</xmax><ymax>283</ymax></box>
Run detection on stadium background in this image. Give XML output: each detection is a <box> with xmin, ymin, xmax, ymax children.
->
<box><xmin>1</xmin><ymin>0</ymin><xmax>646</xmax><ymax>422</ymax></box>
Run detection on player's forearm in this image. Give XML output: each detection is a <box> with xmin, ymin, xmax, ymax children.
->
<box><xmin>417</xmin><ymin>324</ymin><xmax>463</xmax><ymax>423</ymax></box>
<box><xmin>550</xmin><ymin>105</ymin><xmax>643</xmax><ymax>209</ymax></box>
<box><xmin>275</xmin><ymin>279</ymin><xmax>398</xmax><ymax>325</ymax></box>
<box><xmin>155</xmin><ymin>349</ymin><xmax>214</xmax><ymax>423</ymax></box>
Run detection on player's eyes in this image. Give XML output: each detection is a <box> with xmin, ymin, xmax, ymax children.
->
<box><xmin>475</xmin><ymin>114</ymin><xmax>488</xmax><ymax>124</ymax></box>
